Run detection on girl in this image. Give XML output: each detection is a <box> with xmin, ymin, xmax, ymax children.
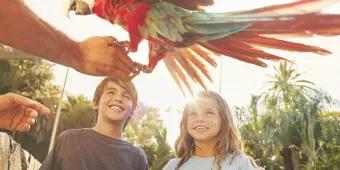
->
<box><xmin>163</xmin><ymin>91</ymin><xmax>260</xmax><ymax>170</ymax></box>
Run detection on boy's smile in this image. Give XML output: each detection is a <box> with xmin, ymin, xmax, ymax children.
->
<box><xmin>108</xmin><ymin>104</ymin><xmax>125</xmax><ymax>112</ymax></box>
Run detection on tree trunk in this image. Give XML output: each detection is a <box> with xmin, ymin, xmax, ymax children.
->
<box><xmin>281</xmin><ymin>147</ymin><xmax>293</xmax><ymax>170</ymax></box>
<box><xmin>280</xmin><ymin>146</ymin><xmax>300</xmax><ymax>170</ymax></box>
<box><xmin>0</xmin><ymin>132</ymin><xmax>41</xmax><ymax>170</ymax></box>
<box><xmin>291</xmin><ymin>147</ymin><xmax>300</xmax><ymax>170</ymax></box>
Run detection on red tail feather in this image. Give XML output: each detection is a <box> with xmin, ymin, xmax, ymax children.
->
<box><xmin>231</xmin><ymin>32</ymin><xmax>332</xmax><ymax>55</ymax></box>
<box><xmin>203</xmin><ymin>41</ymin><xmax>268</xmax><ymax>67</ymax></box>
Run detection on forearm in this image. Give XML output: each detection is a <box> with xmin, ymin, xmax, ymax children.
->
<box><xmin>0</xmin><ymin>0</ymin><xmax>80</xmax><ymax>67</ymax></box>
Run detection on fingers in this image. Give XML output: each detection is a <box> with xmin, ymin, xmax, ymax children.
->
<box><xmin>8</xmin><ymin>105</ymin><xmax>25</xmax><ymax>131</ymax></box>
<box><xmin>115</xmin><ymin>59</ymin><xmax>134</xmax><ymax>75</ymax></box>
<box><xmin>119</xmin><ymin>53</ymin><xmax>136</xmax><ymax>71</ymax></box>
<box><xmin>4</xmin><ymin>93</ymin><xmax>49</xmax><ymax>132</ymax></box>
<box><xmin>115</xmin><ymin>41</ymin><xmax>131</xmax><ymax>52</ymax></box>
<box><xmin>29</xmin><ymin>102</ymin><xmax>50</xmax><ymax>117</ymax></box>
<box><xmin>9</xmin><ymin>106</ymin><xmax>37</xmax><ymax>132</ymax></box>
<box><xmin>16</xmin><ymin>122</ymin><xmax>30</xmax><ymax>132</ymax></box>
<box><xmin>16</xmin><ymin>108</ymin><xmax>38</xmax><ymax>132</ymax></box>
<box><xmin>102</xmin><ymin>36</ymin><xmax>118</xmax><ymax>45</ymax></box>
<box><xmin>80</xmin><ymin>36</ymin><xmax>142</xmax><ymax>79</ymax></box>
<box><xmin>7</xmin><ymin>93</ymin><xmax>50</xmax><ymax>116</ymax></box>
<box><xmin>106</xmin><ymin>46</ymin><xmax>136</xmax><ymax>76</ymax></box>
<box><xmin>25</xmin><ymin>107</ymin><xmax>38</xmax><ymax>119</ymax></box>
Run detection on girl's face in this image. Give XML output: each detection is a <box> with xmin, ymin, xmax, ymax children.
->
<box><xmin>187</xmin><ymin>96</ymin><xmax>222</xmax><ymax>143</ymax></box>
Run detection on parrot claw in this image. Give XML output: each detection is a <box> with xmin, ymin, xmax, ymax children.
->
<box><xmin>127</xmin><ymin>62</ymin><xmax>143</xmax><ymax>79</ymax></box>
<box><xmin>141</xmin><ymin>65</ymin><xmax>154</xmax><ymax>73</ymax></box>
<box><xmin>130</xmin><ymin>62</ymin><xmax>155</xmax><ymax>76</ymax></box>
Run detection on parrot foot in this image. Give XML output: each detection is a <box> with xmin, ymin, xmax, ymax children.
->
<box><xmin>141</xmin><ymin>65</ymin><xmax>154</xmax><ymax>73</ymax></box>
<box><xmin>132</xmin><ymin>62</ymin><xmax>154</xmax><ymax>74</ymax></box>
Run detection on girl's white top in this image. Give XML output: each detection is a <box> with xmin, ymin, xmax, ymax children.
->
<box><xmin>163</xmin><ymin>153</ymin><xmax>259</xmax><ymax>170</ymax></box>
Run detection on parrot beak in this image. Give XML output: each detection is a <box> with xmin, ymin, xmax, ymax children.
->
<box><xmin>64</xmin><ymin>0</ymin><xmax>94</xmax><ymax>18</ymax></box>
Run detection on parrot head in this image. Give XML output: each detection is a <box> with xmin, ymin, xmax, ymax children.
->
<box><xmin>65</xmin><ymin>0</ymin><xmax>150</xmax><ymax>52</ymax></box>
<box><xmin>63</xmin><ymin>0</ymin><xmax>131</xmax><ymax>18</ymax></box>
<box><xmin>64</xmin><ymin>0</ymin><xmax>95</xmax><ymax>17</ymax></box>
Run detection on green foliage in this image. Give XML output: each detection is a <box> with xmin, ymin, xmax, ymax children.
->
<box><xmin>57</xmin><ymin>95</ymin><xmax>96</xmax><ymax>135</ymax></box>
<box><xmin>0</xmin><ymin>60</ymin><xmax>11</xmax><ymax>94</ymax></box>
<box><xmin>315</xmin><ymin>111</ymin><xmax>340</xmax><ymax>169</ymax></box>
<box><xmin>0</xmin><ymin>58</ymin><xmax>61</xmax><ymax>161</ymax></box>
<box><xmin>125</xmin><ymin>104</ymin><xmax>174</xmax><ymax>170</ymax></box>
<box><xmin>237</xmin><ymin>62</ymin><xmax>339</xmax><ymax>170</ymax></box>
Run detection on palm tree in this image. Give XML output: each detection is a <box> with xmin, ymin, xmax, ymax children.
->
<box><xmin>263</xmin><ymin>62</ymin><xmax>321</xmax><ymax>169</ymax></box>
<box><xmin>240</xmin><ymin>62</ymin><xmax>333</xmax><ymax>170</ymax></box>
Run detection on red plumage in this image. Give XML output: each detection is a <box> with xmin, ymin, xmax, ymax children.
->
<box><xmin>67</xmin><ymin>0</ymin><xmax>340</xmax><ymax>94</ymax></box>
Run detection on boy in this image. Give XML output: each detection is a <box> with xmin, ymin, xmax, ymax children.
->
<box><xmin>40</xmin><ymin>77</ymin><xmax>148</xmax><ymax>170</ymax></box>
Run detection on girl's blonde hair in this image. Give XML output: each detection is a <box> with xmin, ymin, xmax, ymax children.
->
<box><xmin>174</xmin><ymin>91</ymin><xmax>242</xmax><ymax>170</ymax></box>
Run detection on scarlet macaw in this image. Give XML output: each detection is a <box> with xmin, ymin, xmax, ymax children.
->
<box><xmin>65</xmin><ymin>0</ymin><xmax>340</xmax><ymax>94</ymax></box>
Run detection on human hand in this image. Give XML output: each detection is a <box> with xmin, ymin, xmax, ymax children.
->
<box><xmin>72</xmin><ymin>36</ymin><xmax>139</xmax><ymax>80</ymax></box>
<box><xmin>0</xmin><ymin>93</ymin><xmax>50</xmax><ymax>132</ymax></box>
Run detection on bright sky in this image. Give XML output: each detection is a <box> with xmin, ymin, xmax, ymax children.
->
<box><xmin>25</xmin><ymin>0</ymin><xmax>340</xmax><ymax>147</ymax></box>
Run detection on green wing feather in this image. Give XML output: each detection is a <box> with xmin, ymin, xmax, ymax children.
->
<box><xmin>139</xmin><ymin>1</ymin><xmax>340</xmax><ymax>94</ymax></box>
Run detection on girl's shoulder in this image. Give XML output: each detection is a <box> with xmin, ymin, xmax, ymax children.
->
<box><xmin>226</xmin><ymin>153</ymin><xmax>250</xmax><ymax>162</ymax></box>
<box><xmin>163</xmin><ymin>154</ymin><xmax>262</xmax><ymax>170</ymax></box>
<box><xmin>163</xmin><ymin>158</ymin><xmax>181</xmax><ymax>170</ymax></box>
<box><xmin>225</xmin><ymin>153</ymin><xmax>262</xmax><ymax>170</ymax></box>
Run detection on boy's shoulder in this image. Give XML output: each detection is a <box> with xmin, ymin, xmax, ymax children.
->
<box><xmin>56</xmin><ymin>128</ymin><xmax>96</xmax><ymax>144</ymax></box>
<box><xmin>58</xmin><ymin>128</ymin><xmax>88</xmax><ymax>138</ymax></box>
<box><xmin>60</xmin><ymin>128</ymin><xmax>85</xmax><ymax>134</ymax></box>
<box><xmin>123</xmin><ymin>142</ymin><xmax>147</xmax><ymax>158</ymax></box>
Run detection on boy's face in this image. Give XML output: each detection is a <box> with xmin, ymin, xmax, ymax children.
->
<box><xmin>93</xmin><ymin>81</ymin><xmax>133</xmax><ymax>125</ymax></box>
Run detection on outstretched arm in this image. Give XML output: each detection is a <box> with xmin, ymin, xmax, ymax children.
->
<box><xmin>0</xmin><ymin>0</ymin><xmax>137</xmax><ymax>78</ymax></box>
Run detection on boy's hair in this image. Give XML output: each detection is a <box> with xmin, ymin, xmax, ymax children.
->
<box><xmin>93</xmin><ymin>77</ymin><xmax>138</xmax><ymax>128</ymax></box>
<box><xmin>174</xmin><ymin>91</ymin><xmax>242</xmax><ymax>170</ymax></box>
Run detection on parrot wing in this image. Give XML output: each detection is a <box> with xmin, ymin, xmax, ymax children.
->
<box><xmin>143</xmin><ymin>0</ymin><xmax>340</xmax><ymax>94</ymax></box>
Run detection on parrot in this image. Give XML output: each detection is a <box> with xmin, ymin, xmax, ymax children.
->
<box><xmin>64</xmin><ymin>0</ymin><xmax>340</xmax><ymax>94</ymax></box>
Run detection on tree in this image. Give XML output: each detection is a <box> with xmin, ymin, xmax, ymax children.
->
<box><xmin>57</xmin><ymin>95</ymin><xmax>96</xmax><ymax>135</ymax></box>
<box><xmin>0</xmin><ymin>57</ymin><xmax>61</xmax><ymax>161</ymax></box>
<box><xmin>315</xmin><ymin>111</ymin><xmax>340</xmax><ymax>169</ymax></box>
<box><xmin>150</xmin><ymin>127</ymin><xmax>174</xmax><ymax>170</ymax></box>
<box><xmin>125</xmin><ymin>104</ymin><xmax>174</xmax><ymax>169</ymax></box>
<box><xmin>237</xmin><ymin>62</ymin><xmax>336</xmax><ymax>170</ymax></box>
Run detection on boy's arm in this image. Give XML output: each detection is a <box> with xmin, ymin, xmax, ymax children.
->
<box><xmin>137</xmin><ymin>149</ymin><xmax>148</xmax><ymax>170</ymax></box>
<box><xmin>0</xmin><ymin>0</ymin><xmax>136</xmax><ymax>78</ymax></box>
<box><xmin>40</xmin><ymin>133</ymin><xmax>66</xmax><ymax>170</ymax></box>
<box><xmin>40</xmin><ymin>149</ymin><xmax>57</xmax><ymax>170</ymax></box>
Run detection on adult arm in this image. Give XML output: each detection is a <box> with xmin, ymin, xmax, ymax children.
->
<box><xmin>0</xmin><ymin>0</ymin><xmax>137</xmax><ymax>78</ymax></box>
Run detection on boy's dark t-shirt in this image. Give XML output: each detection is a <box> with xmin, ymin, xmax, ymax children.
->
<box><xmin>40</xmin><ymin>128</ymin><xmax>148</xmax><ymax>170</ymax></box>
